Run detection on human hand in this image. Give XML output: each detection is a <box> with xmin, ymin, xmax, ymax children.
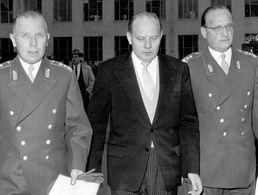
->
<box><xmin>187</xmin><ymin>173</ymin><xmax>202</xmax><ymax>195</ymax></box>
<box><xmin>77</xmin><ymin>168</ymin><xmax>104</xmax><ymax>184</ymax></box>
<box><xmin>70</xmin><ymin>169</ymin><xmax>84</xmax><ymax>185</ymax></box>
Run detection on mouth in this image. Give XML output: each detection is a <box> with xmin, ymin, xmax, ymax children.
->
<box><xmin>28</xmin><ymin>51</ymin><xmax>39</xmax><ymax>55</ymax></box>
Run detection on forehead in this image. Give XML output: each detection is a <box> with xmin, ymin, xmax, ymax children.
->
<box><xmin>132</xmin><ymin>16</ymin><xmax>160</xmax><ymax>35</ymax></box>
<box><xmin>206</xmin><ymin>9</ymin><xmax>232</xmax><ymax>26</ymax></box>
<box><xmin>14</xmin><ymin>16</ymin><xmax>46</xmax><ymax>33</ymax></box>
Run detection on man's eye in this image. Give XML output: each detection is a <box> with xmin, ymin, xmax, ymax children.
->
<box><xmin>21</xmin><ymin>33</ymin><xmax>30</xmax><ymax>39</ymax></box>
<box><xmin>137</xmin><ymin>37</ymin><xmax>144</xmax><ymax>41</ymax></box>
<box><xmin>36</xmin><ymin>33</ymin><xmax>44</xmax><ymax>39</ymax></box>
<box><xmin>151</xmin><ymin>36</ymin><xmax>158</xmax><ymax>40</ymax></box>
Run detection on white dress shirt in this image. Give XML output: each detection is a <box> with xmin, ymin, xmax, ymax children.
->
<box><xmin>19</xmin><ymin>57</ymin><xmax>41</xmax><ymax>80</ymax></box>
<box><xmin>209</xmin><ymin>47</ymin><xmax>232</xmax><ymax>68</ymax></box>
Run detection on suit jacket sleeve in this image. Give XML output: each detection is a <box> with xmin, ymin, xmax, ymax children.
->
<box><xmin>87</xmin><ymin>62</ymin><xmax>111</xmax><ymax>172</ymax></box>
<box><xmin>86</xmin><ymin>65</ymin><xmax>95</xmax><ymax>95</ymax></box>
<box><xmin>179</xmin><ymin>63</ymin><xmax>200</xmax><ymax>176</ymax></box>
<box><xmin>65</xmin><ymin>72</ymin><xmax>93</xmax><ymax>172</ymax></box>
<box><xmin>252</xmin><ymin>62</ymin><xmax>258</xmax><ymax>139</ymax></box>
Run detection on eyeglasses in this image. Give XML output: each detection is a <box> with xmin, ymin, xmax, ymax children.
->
<box><xmin>204</xmin><ymin>23</ymin><xmax>234</xmax><ymax>34</ymax></box>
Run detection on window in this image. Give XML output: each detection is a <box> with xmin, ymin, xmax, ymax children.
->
<box><xmin>84</xmin><ymin>0</ymin><xmax>102</xmax><ymax>21</ymax></box>
<box><xmin>53</xmin><ymin>37</ymin><xmax>72</xmax><ymax>62</ymax></box>
<box><xmin>84</xmin><ymin>37</ymin><xmax>103</xmax><ymax>61</ymax></box>
<box><xmin>245</xmin><ymin>0</ymin><xmax>258</xmax><ymax>17</ymax></box>
<box><xmin>1</xmin><ymin>0</ymin><xmax>13</xmax><ymax>23</ymax></box>
<box><xmin>211</xmin><ymin>0</ymin><xmax>231</xmax><ymax>11</ymax></box>
<box><xmin>114</xmin><ymin>0</ymin><xmax>134</xmax><ymax>21</ymax></box>
<box><xmin>0</xmin><ymin>38</ymin><xmax>15</xmax><ymax>63</ymax></box>
<box><xmin>24</xmin><ymin>0</ymin><xmax>42</xmax><ymax>12</ymax></box>
<box><xmin>115</xmin><ymin>36</ymin><xmax>131</xmax><ymax>56</ymax></box>
<box><xmin>54</xmin><ymin>0</ymin><xmax>71</xmax><ymax>22</ymax></box>
<box><xmin>146</xmin><ymin>0</ymin><xmax>166</xmax><ymax>19</ymax></box>
<box><xmin>159</xmin><ymin>35</ymin><xmax>166</xmax><ymax>54</ymax></box>
<box><xmin>178</xmin><ymin>35</ymin><xmax>198</xmax><ymax>60</ymax></box>
<box><xmin>178</xmin><ymin>0</ymin><xmax>198</xmax><ymax>19</ymax></box>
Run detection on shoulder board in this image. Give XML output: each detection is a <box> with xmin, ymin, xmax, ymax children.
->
<box><xmin>0</xmin><ymin>61</ymin><xmax>11</xmax><ymax>69</ymax></box>
<box><xmin>238</xmin><ymin>49</ymin><xmax>257</xmax><ymax>58</ymax></box>
<box><xmin>182</xmin><ymin>52</ymin><xmax>201</xmax><ymax>63</ymax></box>
<box><xmin>50</xmin><ymin>60</ymin><xmax>72</xmax><ymax>72</ymax></box>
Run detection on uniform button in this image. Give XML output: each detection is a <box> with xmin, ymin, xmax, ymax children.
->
<box><xmin>9</xmin><ymin>110</ymin><xmax>14</xmax><ymax>115</ymax></box>
<box><xmin>247</xmin><ymin>91</ymin><xmax>251</xmax><ymax>96</ymax></box>
<box><xmin>223</xmin><ymin>132</ymin><xmax>227</xmax><ymax>136</ymax></box>
<box><xmin>244</xmin><ymin>105</ymin><xmax>248</xmax><ymax>109</ymax></box>
<box><xmin>48</xmin><ymin>124</ymin><xmax>52</xmax><ymax>129</ymax></box>
<box><xmin>46</xmin><ymin>140</ymin><xmax>51</xmax><ymax>145</ymax></box>
<box><xmin>150</xmin><ymin>129</ymin><xmax>154</xmax><ymax>133</ymax></box>
<box><xmin>21</xmin><ymin>140</ymin><xmax>26</xmax><ymax>146</ymax></box>
<box><xmin>208</xmin><ymin>93</ymin><xmax>212</xmax><ymax>97</ymax></box>
<box><xmin>220</xmin><ymin>118</ymin><xmax>224</xmax><ymax>123</ymax></box>
<box><xmin>240</xmin><ymin>109</ymin><xmax>244</xmax><ymax>112</ymax></box>
<box><xmin>16</xmin><ymin>126</ymin><xmax>21</xmax><ymax>131</ymax></box>
<box><xmin>52</xmin><ymin>109</ymin><xmax>57</xmax><ymax>114</ymax></box>
<box><xmin>241</xmin><ymin>131</ymin><xmax>245</xmax><ymax>136</ymax></box>
<box><xmin>241</xmin><ymin>118</ymin><xmax>245</xmax><ymax>122</ymax></box>
<box><xmin>45</xmin><ymin>155</ymin><xmax>49</xmax><ymax>160</ymax></box>
<box><xmin>23</xmin><ymin>156</ymin><xmax>28</xmax><ymax>161</ymax></box>
<box><xmin>216</xmin><ymin>106</ymin><xmax>220</xmax><ymax>110</ymax></box>
<box><xmin>145</xmin><ymin>148</ymin><xmax>150</xmax><ymax>152</ymax></box>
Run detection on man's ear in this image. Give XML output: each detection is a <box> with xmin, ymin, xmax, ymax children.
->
<box><xmin>46</xmin><ymin>33</ymin><xmax>50</xmax><ymax>47</ymax></box>
<box><xmin>126</xmin><ymin>32</ymin><xmax>132</xmax><ymax>45</ymax></box>
<box><xmin>200</xmin><ymin>27</ymin><xmax>207</xmax><ymax>39</ymax></box>
<box><xmin>9</xmin><ymin>34</ymin><xmax>17</xmax><ymax>47</ymax></box>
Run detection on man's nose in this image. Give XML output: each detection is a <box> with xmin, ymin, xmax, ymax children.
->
<box><xmin>29</xmin><ymin>35</ymin><xmax>37</xmax><ymax>46</ymax></box>
<box><xmin>144</xmin><ymin>39</ymin><xmax>152</xmax><ymax>49</ymax></box>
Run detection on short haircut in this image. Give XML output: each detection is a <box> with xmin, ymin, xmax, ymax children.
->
<box><xmin>201</xmin><ymin>5</ymin><xmax>231</xmax><ymax>27</ymax></box>
<box><xmin>128</xmin><ymin>12</ymin><xmax>162</xmax><ymax>33</ymax></box>
<box><xmin>12</xmin><ymin>10</ymin><xmax>48</xmax><ymax>33</ymax></box>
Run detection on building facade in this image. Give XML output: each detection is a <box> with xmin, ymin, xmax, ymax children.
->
<box><xmin>0</xmin><ymin>0</ymin><xmax>258</xmax><ymax>64</ymax></box>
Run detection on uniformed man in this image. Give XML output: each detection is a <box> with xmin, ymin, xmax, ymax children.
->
<box><xmin>0</xmin><ymin>10</ymin><xmax>92</xmax><ymax>194</ymax></box>
<box><xmin>182</xmin><ymin>5</ymin><xmax>258</xmax><ymax>195</ymax></box>
<box><xmin>71</xmin><ymin>49</ymin><xmax>95</xmax><ymax>111</ymax></box>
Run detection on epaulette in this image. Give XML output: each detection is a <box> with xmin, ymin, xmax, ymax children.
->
<box><xmin>50</xmin><ymin>60</ymin><xmax>72</xmax><ymax>72</ymax></box>
<box><xmin>238</xmin><ymin>49</ymin><xmax>257</xmax><ymax>58</ymax></box>
<box><xmin>0</xmin><ymin>61</ymin><xmax>11</xmax><ymax>69</ymax></box>
<box><xmin>182</xmin><ymin>52</ymin><xmax>201</xmax><ymax>63</ymax></box>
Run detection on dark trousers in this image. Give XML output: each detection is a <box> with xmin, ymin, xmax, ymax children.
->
<box><xmin>82</xmin><ymin>91</ymin><xmax>89</xmax><ymax>112</ymax></box>
<box><xmin>111</xmin><ymin>148</ymin><xmax>177</xmax><ymax>195</ymax></box>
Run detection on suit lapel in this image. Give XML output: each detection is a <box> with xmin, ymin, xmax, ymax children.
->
<box><xmin>17</xmin><ymin>57</ymin><xmax>56</xmax><ymax>124</ymax></box>
<box><xmin>217</xmin><ymin>51</ymin><xmax>245</xmax><ymax>105</ymax></box>
<box><xmin>114</xmin><ymin>54</ymin><xmax>150</xmax><ymax>124</ymax></box>
<box><xmin>152</xmin><ymin>56</ymin><xmax>177</xmax><ymax>125</ymax></box>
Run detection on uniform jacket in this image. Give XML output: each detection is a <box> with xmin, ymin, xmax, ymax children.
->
<box><xmin>72</xmin><ymin>62</ymin><xmax>95</xmax><ymax>96</ymax></box>
<box><xmin>0</xmin><ymin>56</ymin><xmax>92</xmax><ymax>195</ymax></box>
<box><xmin>184</xmin><ymin>48</ymin><xmax>258</xmax><ymax>188</ymax></box>
<box><xmin>87</xmin><ymin>52</ymin><xmax>200</xmax><ymax>192</ymax></box>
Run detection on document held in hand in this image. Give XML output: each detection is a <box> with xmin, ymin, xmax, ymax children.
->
<box><xmin>48</xmin><ymin>174</ymin><xmax>100</xmax><ymax>195</ymax></box>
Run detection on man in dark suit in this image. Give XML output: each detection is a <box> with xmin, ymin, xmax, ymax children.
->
<box><xmin>183</xmin><ymin>5</ymin><xmax>258</xmax><ymax>195</ymax></box>
<box><xmin>0</xmin><ymin>11</ymin><xmax>92</xmax><ymax>194</ymax></box>
<box><xmin>71</xmin><ymin>49</ymin><xmax>95</xmax><ymax>111</ymax></box>
<box><xmin>87</xmin><ymin>12</ymin><xmax>202</xmax><ymax>195</ymax></box>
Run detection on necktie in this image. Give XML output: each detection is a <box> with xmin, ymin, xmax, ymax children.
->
<box><xmin>74</xmin><ymin>65</ymin><xmax>77</xmax><ymax>76</ymax></box>
<box><xmin>142</xmin><ymin>63</ymin><xmax>155</xmax><ymax>100</ymax></box>
<box><xmin>28</xmin><ymin>64</ymin><xmax>35</xmax><ymax>82</ymax></box>
<box><xmin>220</xmin><ymin>53</ymin><xmax>229</xmax><ymax>75</ymax></box>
